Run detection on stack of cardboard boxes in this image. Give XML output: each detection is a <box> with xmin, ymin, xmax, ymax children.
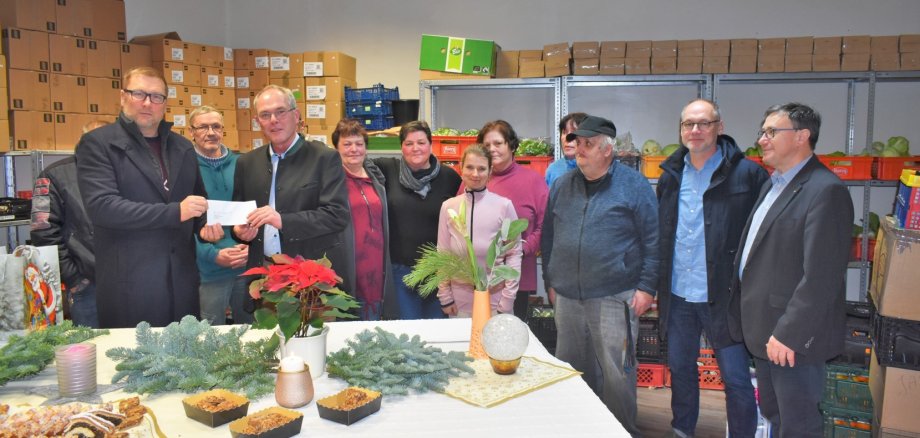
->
<box><xmin>1</xmin><ymin>0</ymin><xmax>131</xmax><ymax>151</ymax></box>
<box><xmin>298</xmin><ymin>51</ymin><xmax>356</xmax><ymax>145</ymax></box>
<box><xmin>232</xmin><ymin>48</ymin><xmax>271</xmax><ymax>151</ymax></box>
<box><xmin>572</xmin><ymin>41</ymin><xmax>599</xmax><ymax>75</ymax></box>
<box><xmin>0</xmin><ymin>25</ymin><xmax>8</xmax><ymax>146</ymax></box>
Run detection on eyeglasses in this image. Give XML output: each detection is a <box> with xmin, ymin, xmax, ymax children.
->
<box><xmin>192</xmin><ymin>124</ymin><xmax>224</xmax><ymax>133</ymax></box>
<box><xmin>256</xmin><ymin>108</ymin><xmax>295</xmax><ymax>121</ymax></box>
<box><xmin>757</xmin><ymin>127</ymin><xmax>801</xmax><ymax>139</ymax></box>
<box><xmin>123</xmin><ymin>89</ymin><xmax>167</xmax><ymax>104</ymax></box>
<box><xmin>680</xmin><ymin>120</ymin><xmax>721</xmax><ymax>131</ymax></box>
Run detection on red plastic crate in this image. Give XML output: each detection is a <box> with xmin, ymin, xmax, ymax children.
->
<box><xmin>637</xmin><ymin>363</ymin><xmax>667</xmax><ymax>388</ymax></box>
<box><xmin>873</xmin><ymin>157</ymin><xmax>920</xmax><ymax>180</ymax></box>
<box><xmin>432</xmin><ymin>136</ymin><xmax>476</xmax><ymax>161</ymax></box>
<box><xmin>515</xmin><ymin>156</ymin><xmax>554</xmax><ymax>177</ymax></box>
<box><xmin>817</xmin><ymin>156</ymin><xmax>873</xmax><ymax>180</ymax></box>
<box><xmin>849</xmin><ymin>237</ymin><xmax>876</xmax><ymax>262</ymax></box>
<box><xmin>698</xmin><ymin>349</ymin><xmax>725</xmax><ymax>390</ymax></box>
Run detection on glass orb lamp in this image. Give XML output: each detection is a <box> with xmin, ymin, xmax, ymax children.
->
<box><xmin>481</xmin><ymin>314</ymin><xmax>529</xmax><ymax>374</ymax></box>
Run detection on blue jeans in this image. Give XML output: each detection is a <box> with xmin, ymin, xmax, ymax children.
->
<box><xmin>69</xmin><ymin>283</ymin><xmax>99</xmax><ymax>328</ymax></box>
<box><xmin>391</xmin><ymin>263</ymin><xmax>445</xmax><ymax>320</ymax></box>
<box><xmin>754</xmin><ymin>357</ymin><xmax>825</xmax><ymax>438</ymax></box>
<box><xmin>199</xmin><ymin>276</ymin><xmax>253</xmax><ymax>325</ymax></box>
<box><xmin>667</xmin><ymin>294</ymin><xmax>757</xmax><ymax>437</ymax></box>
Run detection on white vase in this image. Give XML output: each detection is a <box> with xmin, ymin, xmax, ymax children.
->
<box><xmin>278</xmin><ymin>326</ymin><xmax>329</xmax><ymax>378</ymax></box>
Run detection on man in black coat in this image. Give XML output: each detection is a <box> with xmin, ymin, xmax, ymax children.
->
<box><xmin>730</xmin><ymin>103</ymin><xmax>853</xmax><ymax>437</ymax></box>
<box><xmin>76</xmin><ymin>67</ymin><xmax>208</xmax><ymax>328</ymax></box>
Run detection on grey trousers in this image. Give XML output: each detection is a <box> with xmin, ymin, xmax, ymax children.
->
<box><xmin>555</xmin><ymin>290</ymin><xmax>640</xmax><ymax>437</ymax></box>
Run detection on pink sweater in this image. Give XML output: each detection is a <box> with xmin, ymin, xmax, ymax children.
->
<box><xmin>437</xmin><ymin>189</ymin><xmax>522</xmax><ymax>314</ymax></box>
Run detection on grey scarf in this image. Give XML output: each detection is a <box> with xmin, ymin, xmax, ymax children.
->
<box><xmin>398</xmin><ymin>155</ymin><xmax>441</xmax><ymax>199</ymax></box>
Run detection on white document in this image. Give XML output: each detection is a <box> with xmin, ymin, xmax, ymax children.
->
<box><xmin>207</xmin><ymin>200</ymin><xmax>256</xmax><ymax>225</ymax></box>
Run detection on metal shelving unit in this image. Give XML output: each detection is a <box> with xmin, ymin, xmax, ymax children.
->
<box><xmin>1</xmin><ymin>150</ymin><xmax>74</xmax><ymax>250</ymax></box>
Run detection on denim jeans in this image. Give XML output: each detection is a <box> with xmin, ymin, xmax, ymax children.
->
<box><xmin>199</xmin><ymin>276</ymin><xmax>253</xmax><ymax>325</ymax></box>
<box><xmin>391</xmin><ymin>263</ymin><xmax>446</xmax><ymax>320</ymax></box>
<box><xmin>69</xmin><ymin>283</ymin><xmax>99</xmax><ymax>328</ymax></box>
<box><xmin>754</xmin><ymin>357</ymin><xmax>825</xmax><ymax>438</ymax></box>
<box><xmin>667</xmin><ymin>294</ymin><xmax>757</xmax><ymax>437</ymax></box>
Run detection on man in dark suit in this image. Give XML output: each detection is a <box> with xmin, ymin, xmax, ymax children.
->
<box><xmin>730</xmin><ymin>102</ymin><xmax>853</xmax><ymax>437</ymax></box>
<box><xmin>76</xmin><ymin>67</ymin><xmax>208</xmax><ymax>328</ymax></box>
<box><xmin>213</xmin><ymin>85</ymin><xmax>351</xmax><ymax>290</ymax></box>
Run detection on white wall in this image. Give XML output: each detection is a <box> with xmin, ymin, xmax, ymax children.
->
<box><xmin>125</xmin><ymin>0</ymin><xmax>920</xmax><ymax>98</ymax></box>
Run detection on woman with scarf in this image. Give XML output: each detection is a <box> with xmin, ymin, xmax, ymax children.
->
<box><xmin>374</xmin><ymin>121</ymin><xmax>461</xmax><ymax>319</ymax></box>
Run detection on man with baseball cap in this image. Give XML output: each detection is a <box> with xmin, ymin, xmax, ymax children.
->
<box><xmin>542</xmin><ymin>115</ymin><xmax>659</xmax><ymax>436</ymax></box>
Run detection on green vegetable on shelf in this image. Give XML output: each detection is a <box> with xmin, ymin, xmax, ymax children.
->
<box><xmin>515</xmin><ymin>137</ymin><xmax>552</xmax><ymax>156</ymax></box>
<box><xmin>661</xmin><ymin>144</ymin><xmax>680</xmax><ymax>156</ymax></box>
<box><xmin>432</xmin><ymin>127</ymin><xmax>461</xmax><ymax>136</ymax></box>
<box><xmin>642</xmin><ymin>139</ymin><xmax>661</xmax><ymax>156</ymax></box>
<box><xmin>459</xmin><ymin>128</ymin><xmax>479</xmax><ymax>136</ymax></box>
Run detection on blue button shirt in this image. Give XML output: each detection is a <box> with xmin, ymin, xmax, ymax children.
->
<box><xmin>263</xmin><ymin>137</ymin><xmax>301</xmax><ymax>257</ymax></box>
<box><xmin>672</xmin><ymin>149</ymin><xmax>723</xmax><ymax>302</ymax></box>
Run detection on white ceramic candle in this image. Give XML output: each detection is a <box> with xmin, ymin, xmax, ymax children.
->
<box><xmin>280</xmin><ymin>355</ymin><xmax>306</xmax><ymax>373</ymax></box>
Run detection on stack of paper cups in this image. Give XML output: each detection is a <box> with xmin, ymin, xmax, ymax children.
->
<box><xmin>55</xmin><ymin>343</ymin><xmax>97</xmax><ymax>397</ymax></box>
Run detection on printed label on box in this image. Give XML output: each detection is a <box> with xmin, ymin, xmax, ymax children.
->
<box><xmin>251</xmin><ymin>119</ymin><xmax>261</xmax><ymax>131</ymax></box>
<box><xmin>172</xmin><ymin>114</ymin><xmax>187</xmax><ymax>127</ymax></box>
<box><xmin>224</xmin><ymin>47</ymin><xmax>233</xmax><ymax>61</ymax></box>
<box><xmin>303</xmin><ymin>62</ymin><xmax>324</xmax><ymax>76</ymax></box>
<box><xmin>171</xmin><ymin>47</ymin><xmax>184</xmax><ymax>61</ymax></box>
<box><xmin>207</xmin><ymin>75</ymin><xmax>219</xmax><ymax>87</ymax></box>
<box><xmin>254</xmin><ymin>56</ymin><xmax>269</xmax><ymax>69</ymax></box>
<box><xmin>253</xmin><ymin>138</ymin><xmax>264</xmax><ymax>148</ymax></box>
<box><xmin>224</xmin><ymin>76</ymin><xmax>235</xmax><ymax>88</ymax></box>
<box><xmin>168</xmin><ymin>86</ymin><xmax>177</xmax><ymax>98</ymax></box>
<box><xmin>190</xmin><ymin>94</ymin><xmax>201</xmax><ymax>106</ymax></box>
<box><xmin>307</xmin><ymin>134</ymin><xmax>329</xmax><ymax>144</ymax></box>
<box><xmin>236</xmin><ymin>77</ymin><xmax>249</xmax><ymax>89</ymax></box>
<box><xmin>171</xmin><ymin>70</ymin><xmax>184</xmax><ymax>83</ymax></box>
<box><xmin>237</xmin><ymin>98</ymin><xmax>250</xmax><ymax>109</ymax></box>
<box><xmin>270</xmin><ymin>56</ymin><xmax>290</xmax><ymax>71</ymax></box>
<box><xmin>306</xmin><ymin>104</ymin><xmax>326</xmax><ymax>119</ymax></box>
<box><xmin>306</xmin><ymin>85</ymin><xmax>326</xmax><ymax>100</ymax></box>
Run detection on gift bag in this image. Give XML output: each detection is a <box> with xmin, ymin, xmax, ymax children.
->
<box><xmin>0</xmin><ymin>245</ymin><xmax>62</xmax><ymax>330</ymax></box>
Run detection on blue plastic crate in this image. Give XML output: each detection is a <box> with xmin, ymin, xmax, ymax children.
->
<box><xmin>358</xmin><ymin>116</ymin><xmax>395</xmax><ymax>131</ymax></box>
<box><xmin>345</xmin><ymin>84</ymin><xmax>399</xmax><ymax>102</ymax></box>
<box><xmin>347</xmin><ymin>101</ymin><xmax>393</xmax><ymax>116</ymax></box>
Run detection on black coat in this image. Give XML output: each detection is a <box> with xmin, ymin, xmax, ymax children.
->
<box><xmin>76</xmin><ymin>114</ymin><xmax>206</xmax><ymax>328</ymax></box>
<box><xmin>656</xmin><ymin>135</ymin><xmax>769</xmax><ymax>348</ymax></box>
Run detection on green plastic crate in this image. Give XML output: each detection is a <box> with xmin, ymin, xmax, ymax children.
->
<box><xmin>823</xmin><ymin>363</ymin><xmax>873</xmax><ymax>413</ymax></box>
<box><xmin>821</xmin><ymin>404</ymin><xmax>872</xmax><ymax>438</ymax></box>
<box><xmin>367</xmin><ymin>136</ymin><xmax>400</xmax><ymax>151</ymax></box>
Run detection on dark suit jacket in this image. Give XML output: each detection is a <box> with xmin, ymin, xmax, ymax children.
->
<box><xmin>76</xmin><ymin>114</ymin><xmax>206</xmax><ymax>328</ymax></box>
<box><xmin>232</xmin><ymin>136</ymin><xmax>352</xmax><ymax>292</ymax></box>
<box><xmin>729</xmin><ymin>155</ymin><xmax>853</xmax><ymax>364</ymax></box>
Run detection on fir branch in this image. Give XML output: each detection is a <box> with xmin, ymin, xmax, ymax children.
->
<box><xmin>0</xmin><ymin>321</ymin><xmax>108</xmax><ymax>386</ymax></box>
<box><xmin>402</xmin><ymin>244</ymin><xmax>475</xmax><ymax>297</ymax></box>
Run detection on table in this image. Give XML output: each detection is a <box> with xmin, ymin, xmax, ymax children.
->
<box><xmin>1</xmin><ymin>319</ymin><xmax>627</xmax><ymax>436</ymax></box>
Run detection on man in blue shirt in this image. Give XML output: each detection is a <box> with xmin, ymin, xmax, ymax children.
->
<box><xmin>544</xmin><ymin>112</ymin><xmax>586</xmax><ymax>188</ymax></box>
<box><xmin>657</xmin><ymin>99</ymin><xmax>768</xmax><ymax>437</ymax></box>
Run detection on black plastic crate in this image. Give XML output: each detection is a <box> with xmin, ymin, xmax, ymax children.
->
<box><xmin>357</xmin><ymin>115</ymin><xmax>396</xmax><ymax>131</ymax></box>
<box><xmin>871</xmin><ymin>312</ymin><xmax>920</xmax><ymax>371</ymax></box>
<box><xmin>347</xmin><ymin>100</ymin><xmax>393</xmax><ymax>117</ymax></box>
<box><xmin>821</xmin><ymin>403</ymin><xmax>872</xmax><ymax>438</ymax></box>
<box><xmin>637</xmin><ymin>316</ymin><xmax>667</xmax><ymax>364</ymax></box>
<box><xmin>823</xmin><ymin>363</ymin><xmax>872</xmax><ymax>413</ymax></box>
<box><xmin>527</xmin><ymin>304</ymin><xmax>556</xmax><ymax>355</ymax></box>
<box><xmin>345</xmin><ymin>84</ymin><xmax>399</xmax><ymax>102</ymax></box>
<box><xmin>614</xmin><ymin>155</ymin><xmax>641</xmax><ymax>172</ymax></box>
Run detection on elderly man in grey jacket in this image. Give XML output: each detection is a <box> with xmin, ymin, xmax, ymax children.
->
<box><xmin>541</xmin><ymin>115</ymin><xmax>659</xmax><ymax>437</ymax></box>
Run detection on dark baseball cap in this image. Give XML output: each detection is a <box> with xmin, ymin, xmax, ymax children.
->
<box><xmin>565</xmin><ymin>115</ymin><xmax>617</xmax><ymax>142</ymax></box>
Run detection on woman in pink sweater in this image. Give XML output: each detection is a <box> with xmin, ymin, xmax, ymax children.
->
<box><xmin>437</xmin><ymin>145</ymin><xmax>522</xmax><ymax>316</ymax></box>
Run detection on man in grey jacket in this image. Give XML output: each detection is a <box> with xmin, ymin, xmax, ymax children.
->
<box><xmin>541</xmin><ymin>115</ymin><xmax>659</xmax><ymax>437</ymax></box>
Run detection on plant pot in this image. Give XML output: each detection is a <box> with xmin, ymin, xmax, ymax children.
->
<box><xmin>279</xmin><ymin>326</ymin><xmax>329</xmax><ymax>378</ymax></box>
<box><xmin>469</xmin><ymin>290</ymin><xmax>491</xmax><ymax>359</ymax></box>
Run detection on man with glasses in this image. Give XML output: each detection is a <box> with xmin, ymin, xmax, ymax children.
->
<box><xmin>188</xmin><ymin>106</ymin><xmax>251</xmax><ymax>325</ymax></box>
<box><xmin>221</xmin><ymin>85</ymin><xmax>351</xmax><ymax>295</ymax></box>
<box><xmin>541</xmin><ymin>115</ymin><xmax>658</xmax><ymax>437</ymax></box>
<box><xmin>657</xmin><ymin>99</ymin><xmax>768</xmax><ymax>437</ymax></box>
<box><xmin>75</xmin><ymin>67</ymin><xmax>208</xmax><ymax>328</ymax></box>
<box><xmin>729</xmin><ymin>103</ymin><xmax>853</xmax><ymax>437</ymax></box>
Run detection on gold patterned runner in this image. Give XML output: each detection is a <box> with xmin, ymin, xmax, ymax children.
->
<box><xmin>444</xmin><ymin>356</ymin><xmax>581</xmax><ymax>408</ymax></box>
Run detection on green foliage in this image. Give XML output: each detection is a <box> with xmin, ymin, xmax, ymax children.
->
<box><xmin>402</xmin><ymin>244</ymin><xmax>475</xmax><ymax>297</ymax></box>
<box><xmin>106</xmin><ymin>316</ymin><xmax>278</xmax><ymax>398</ymax></box>
<box><xmin>0</xmin><ymin>321</ymin><xmax>107</xmax><ymax>386</ymax></box>
<box><xmin>327</xmin><ymin>327</ymin><xmax>474</xmax><ymax>396</ymax></box>
<box><xmin>515</xmin><ymin>138</ymin><xmax>552</xmax><ymax>156</ymax></box>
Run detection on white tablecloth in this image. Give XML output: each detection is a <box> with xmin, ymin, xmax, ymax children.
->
<box><xmin>0</xmin><ymin>319</ymin><xmax>627</xmax><ymax>437</ymax></box>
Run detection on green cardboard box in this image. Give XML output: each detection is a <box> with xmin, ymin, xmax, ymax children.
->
<box><xmin>419</xmin><ymin>34</ymin><xmax>497</xmax><ymax>77</ymax></box>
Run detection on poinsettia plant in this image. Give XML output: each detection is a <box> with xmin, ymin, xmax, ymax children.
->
<box><xmin>243</xmin><ymin>254</ymin><xmax>359</xmax><ymax>341</ymax></box>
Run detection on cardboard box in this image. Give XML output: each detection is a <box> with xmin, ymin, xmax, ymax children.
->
<box><xmin>872</xmin><ymin>53</ymin><xmax>900</xmax><ymax>71</ymax></box>
<box><xmin>651</xmin><ymin>40</ymin><xmax>677</xmax><ymax>58</ymax></box>
<box><xmin>572</xmin><ymin>42</ymin><xmax>599</xmax><ymax>60</ymax></box>
<box><xmin>543</xmin><ymin>42</ymin><xmax>571</xmax><ymax>61</ymax></box>
<box><xmin>180</xmin><ymin>64</ymin><xmax>200</xmax><ymax>86</ymax></box>
<box><xmin>626</xmin><ymin>41</ymin><xmax>652</xmax><ymax>58</ymax></box>
<box><xmin>50</xmin><ymin>74</ymin><xmax>87</xmax><ymax>112</ymax></box>
<box><xmin>90</xmin><ymin>0</ymin><xmax>126</xmax><ymax>42</ymax></box>
<box><xmin>10</xmin><ymin>110</ymin><xmax>54</xmax><ymax>150</ymax></box>
<box><xmin>165</xmin><ymin>106</ymin><xmax>189</xmax><ymax>128</ymax></box>
<box><xmin>757</xmin><ymin>54</ymin><xmax>785</xmax><ymax>73</ymax></box>
<box><xmin>599</xmin><ymin>41</ymin><xmax>625</xmax><ymax>59</ymax></box>
<box><xmin>87</xmin><ymin>39</ymin><xmax>121</xmax><ymax>78</ymax></box>
<box><xmin>302</xmin><ymin>51</ymin><xmax>357</xmax><ymax>79</ymax></box>
<box><xmin>0</xmin><ymin>55</ymin><xmax>5</xmax><ymax>85</ymax></box>
<box><xmin>704</xmin><ymin>39</ymin><xmax>730</xmax><ymax>57</ymax></box>
<box><xmin>518</xmin><ymin>59</ymin><xmax>544</xmax><ymax>78</ymax></box>
<box><xmin>870</xmin><ymin>217</ymin><xmax>920</xmax><ymax>319</ymax></box>
<box><xmin>842</xmin><ymin>36</ymin><xmax>871</xmax><ymax>54</ymax></box>
<box><xmin>158</xmin><ymin>61</ymin><xmax>186</xmax><ymax>85</ymax></box>
<box><xmin>303</xmin><ymin>77</ymin><xmax>355</xmax><ymax>103</ymax></box>
<box><xmin>135</xmin><ymin>34</ymin><xmax>186</xmax><ymax>63</ymax></box>
<box><xmin>2</xmin><ymin>27</ymin><xmax>50</xmax><ymax>71</ymax></box>
<box><xmin>624</xmin><ymin>57</ymin><xmax>650</xmax><ymax>75</ymax></box>
<box><xmin>0</xmin><ymin>87</ymin><xmax>7</xmax><ymax>116</ymax></box>
<box><xmin>418</xmin><ymin>70</ymin><xmax>483</xmax><ymax>80</ymax></box>
<box><xmin>268</xmin><ymin>50</ymin><xmax>290</xmax><ymax>78</ymax></box>
<box><xmin>199</xmin><ymin>44</ymin><xmax>223</xmax><ymax>68</ymax></box>
<box><xmin>871</xmin><ymin>36</ymin><xmax>900</xmax><ymax>54</ymax></box>
<box><xmin>841</xmin><ymin>53</ymin><xmax>870</xmax><ymax>71</ymax></box>
<box><xmin>813</xmin><ymin>54</ymin><xmax>841</xmax><ymax>71</ymax></box>
<box><xmin>232</xmin><ymin>48</ymin><xmax>269</xmax><ymax>70</ymax></box>
<box><xmin>901</xmin><ymin>52</ymin><xmax>920</xmax><ymax>70</ymax></box>
<box><xmin>785</xmin><ymin>37</ymin><xmax>814</xmax><ymax>55</ymax></box>
<box><xmin>784</xmin><ymin>54</ymin><xmax>813</xmax><ymax>72</ymax></box>
<box><xmin>237</xmin><ymin>130</ymin><xmax>266</xmax><ymax>152</ymax></box>
<box><xmin>8</xmin><ymin>69</ymin><xmax>51</xmax><ymax>111</ymax></box>
<box><xmin>300</xmin><ymin>101</ymin><xmax>344</xmax><ymax>128</ymax></box>
<box><xmin>182</xmin><ymin>42</ymin><xmax>201</xmax><ymax>66</ymax></box>
<box><xmin>199</xmin><ymin>66</ymin><xmax>221</xmax><ymax>88</ymax></box>
<box><xmin>758</xmin><ymin>38</ymin><xmax>786</xmax><ymax>56</ymax></box>
<box><xmin>813</xmin><ymin>37</ymin><xmax>842</xmax><ymax>55</ymax></box>
<box><xmin>216</xmin><ymin>109</ymin><xmax>237</xmax><ymax>131</ymax></box>
<box><xmin>730</xmin><ymin>55</ymin><xmax>757</xmax><ymax>73</ymax></box>
<box><xmin>55</xmin><ymin>0</ymin><xmax>94</xmax><ymax>38</ymax></box>
<box><xmin>268</xmin><ymin>77</ymin><xmax>305</xmax><ymax>101</ymax></box>
<box><xmin>544</xmin><ymin>62</ymin><xmax>571</xmax><ymax>77</ymax></box>
<box><xmin>651</xmin><ymin>57</ymin><xmax>677</xmax><ymax>74</ymax></box>
<box><xmin>572</xmin><ymin>58</ymin><xmax>598</xmax><ymax>75</ymax></box>
<box><xmin>702</xmin><ymin>56</ymin><xmax>729</xmax><ymax>74</ymax></box>
<box><xmin>0</xmin><ymin>119</ymin><xmax>9</xmax><ymax>151</ymax></box>
<box><xmin>677</xmin><ymin>56</ymin><xmax>702</xmax><ymax>74</ymax></box>
<box><xmin>419</xmin><ymin>35</ymin><xmax>495</xmax><ymax>77</ymax></box>
<box><xmin>53</xmin><ymin>113</ymin><xmax>97</xmax><ymax>150</ymax></box>
<box><xmin>221</xmin><ymin>128</ymin><xmax>239</xmax><ymax>151</ymax></box>
<box><xmin>236</xmin><ymin>108</ymin><xmax>251</xmax><ymax>130</ymax></box>
<box><xmin>237</xmin><ymin>69</ymin><xmax>269</xmax><ymax>91</ymax></box>
<box><xmin>221</xmin><ymin>47</ymin><xmax>233</xmax><ymax>66</ymax></box>
<box><xmin>599</xmin><ymin>58</ymin><xmax>625</xmax><ymax>75</ymax></box>
<box><xmin>49</xmin><ymin>34</ymin><xmax>88</xmax><ymax>76</ymax></box>
<box><xmin>304</xmin><ymin>124</ymin><xmax>336</xmax><ymax>146</ymax></box>
<box><xmin>187</xmin><ymin>86</ymin><xmax>203</xmax><ymax>107</ymax></box>
<box><xmin>167</xmin><ymin>84</ymin><xmax>190</xmax><ymax>107</ymax></box>
<box><xmin>0</xmin><ymin>0</ymin><xmax>56</xmax><ymax>32</ymax></box>
<box><xmin>900</xmin><ymin>35</ymin><xmax>920</xmax><ymax>53</ymax></box>
<box><xmin>678</xmin><ymin>40</ymin><xmax>703</xmax><ymax>57</ymax></box>
<box><xmin>518</xmin><ymin>50</ymin><xmax>543</xmax><ymax>61</ymax></box>
<box><xmin>545</xmin><ymin>56</ymin><xmax>570</xmax><ymax>69</ymax></box>
<box><xmin>234</xmin><ymin>89</ymin><xmax>256</xmax><ymax>111</ymax></box>
<box><xmin>86</xmin><ymin>76</ymin><xmax>120</xmax><ymax>114</ymax></box>
<box><xmin>199</xmin><ymin>87</ymin><xmax>234</xmax><ymax>110</ymax></box>
<box><xmin>731</xmin><ymin>39</ymin><xmax>758</xmax><ymax>56</ymax></box>
<box><xmin>496</xmin><ymin>50</ymin><xmax>519</xmax><ymax>78</ymax></box>
<box><xmin>870</xmin><ymin>350</ymin><xmax>920</xmax><ymax>433</ymax></box>
<box><xmin>120</xmin><ymin>43</ymin><xmax>152</xmax><ymax>73</ymax></box>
